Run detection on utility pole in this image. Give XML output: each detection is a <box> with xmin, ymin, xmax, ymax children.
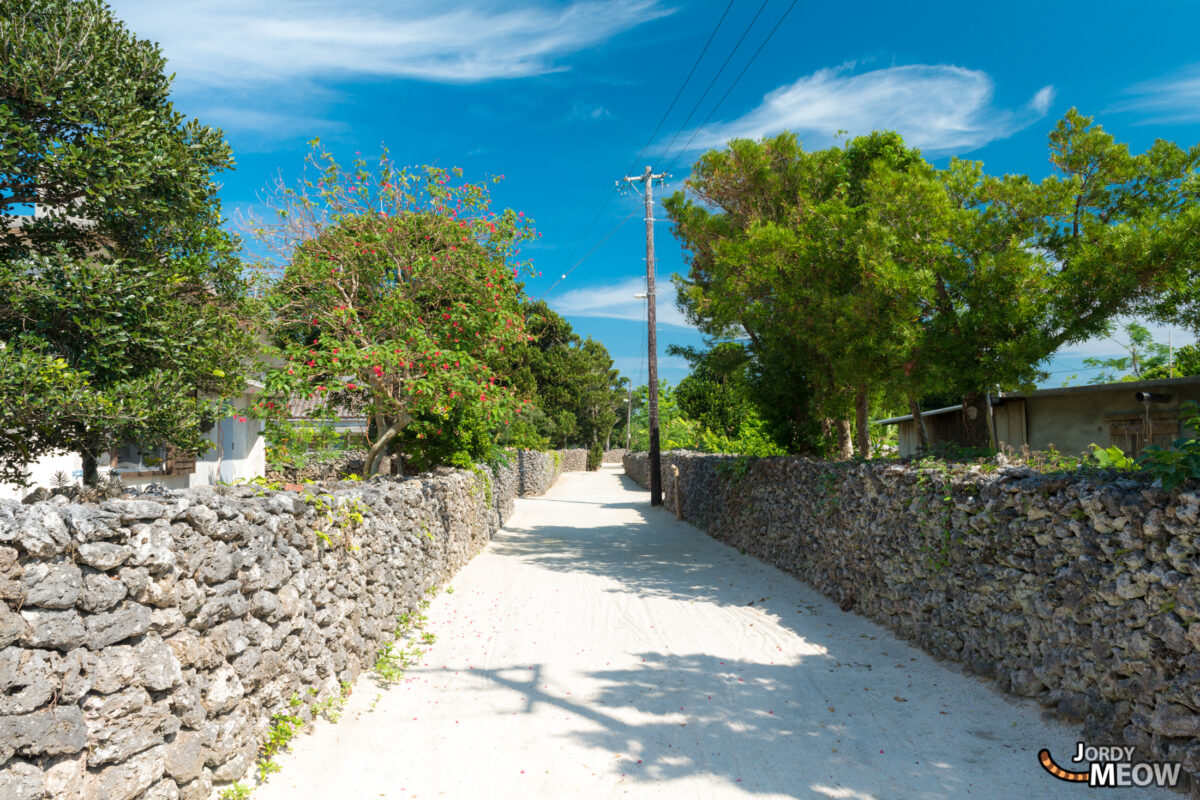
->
<box><xmin>621</xmin><ymin>166</ymin><xmax>666</xmax><ymax>505</ymax></box>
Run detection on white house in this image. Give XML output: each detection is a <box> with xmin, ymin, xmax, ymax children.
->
<box><xmin>0</xmin><ymin>383</ymin><xmax>266</xmax><ymax>501</ymax></box>
<box><xmin>1</xmin><ymin>207</ymin><xmax>266</xmax><ymax>499</ymax></box>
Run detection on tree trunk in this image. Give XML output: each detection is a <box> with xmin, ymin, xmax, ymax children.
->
<box><xmin>854</xmin><ymin>384</ymin><xmax>871</xmax><ymax>459</ymax></box>
<box><xmin>363</xmin><ymin>412</ymin><xmax>409</xmax><ymax>477</ymax></box>
<box><xmin>835</xmin><ymin>418</ymin><xmax>853</xmax><ymax>460</ymax></box>
<box><xmin>907</xmin><ymin>393</ymin><xmax>930</xmax><ymax>453</ymax></box>
<box><xmin>81</xmin><ymin>448</ymin><xmax>100</xmax><ymax>487</ymax></box>
<box><xmin>961</xmin><ymin>392</ymin><xmax>991</xmax><ymax>448</ymax></box>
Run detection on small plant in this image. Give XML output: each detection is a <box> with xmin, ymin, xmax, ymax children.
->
<box><xmin>1090</xmin><ymin>443</ymin><xmax>1135</xmax><ymax>470</ymax></box>
<box><xmin>715</xmin><ymin>454</ymin><xmax>753</xmax><ymax>480</ymax></box>
<box><xmin>257</xmin><ymin>706</ymin><xmax>304</xmax><ymax>781</ymax></box>
<box><xmin>219</xmin><ymin>783</ymin><xmax>253</xmax><ymax>800</ymax></box>
<box><xmin>313</xmin><ymin>681</ymin><xmax>353</xmax><ymax>722</ymax></box>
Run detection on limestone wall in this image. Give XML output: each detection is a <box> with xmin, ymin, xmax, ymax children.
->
<box><xmin>601</xmin><ymin>449</ymin><xmax>628</xmax><ymax>464</ymax></box>
<box><xmin>558</xmin><ymin>449</ymin><xmax>587</xmax><ymax>473</ymax></box>
<box><xmin>515</xmin><ymin>450</ymin><xmax>562</xmax><ymax>497</ymax></box>
<box><xmin>0</xmin><ymin>459</ymin><xmax>530</xmax><ymax>800</ymax></box>
<box><xmin>624</xmin><ymin>450</ymin><xmax>1200</xmax><ymax>793</ymax></box>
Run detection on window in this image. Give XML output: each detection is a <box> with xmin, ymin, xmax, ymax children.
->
<box><xmin>110</xmin><ymin>443</ymin><xmax>196</xmax><ymax>477</ymax></box>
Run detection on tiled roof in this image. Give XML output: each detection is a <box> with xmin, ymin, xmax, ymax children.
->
<box><xmin>286</xmin><ymin>394</ymin><xmax>367</xmax><ymax>421</ymax></box>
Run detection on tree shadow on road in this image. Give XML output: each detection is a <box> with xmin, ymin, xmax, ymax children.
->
<box><xmin>431</xmin><ymin>651</ymin><xmax>1010</xmax><ymax>799</ymax></box>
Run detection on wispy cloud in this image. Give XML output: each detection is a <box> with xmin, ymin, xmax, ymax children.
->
<box><xmin>112</xmin><ymin>0</ymin><xmax>671</xmax><ymax>88</ymax></box>
<box><xmin>1110</xmin><ymin>65</ymin><xmax>1200</xmax><ymax>124</ymax></box>
<box><xmin>670</xmin><ymin>63</ymin><xmax>1055</xmax><ymax>156</ymax></box>
<box><xmin>550</xmin><ymin>276</ymin><xmax>694</xmax><ymax>329</ymax></box>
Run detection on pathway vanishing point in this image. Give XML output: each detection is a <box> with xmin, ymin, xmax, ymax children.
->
<box><xmin>255</xmin><ymin>465</ymin><xmax>1170</xmax><ymax>800</ymax></box>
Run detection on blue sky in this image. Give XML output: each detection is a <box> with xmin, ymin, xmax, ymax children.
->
<box><xmin>110</xmin><ymin>0</ymin><xmax>1200</xmax><ymax>388</ymax></box>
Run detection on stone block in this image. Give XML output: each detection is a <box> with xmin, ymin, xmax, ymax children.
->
<box><xmin>0</xmin><ymin>760</ymin><xmax>44</xmax><ymax>800</ymax></box>
<box><xmin>17</xmin><ymin>508</ymin><xmax>70</xmax><ymax>558</ymax></box>
<box><xmin>20</xmin><ymin>610</ymin><xmax>87</xmax><ymax>651</ymax></box>
<box><xmin>2</xmin><ymin>706</ymin><xmax>88</xmax><ymax>757</ymax></box>
<box><xmin>20</xmin><ymin>562</ymin><xmax>83</xmax><ymax>610</ymax></box>
<box><xmin>79</xmin><ymin>572</ymin><xmax>127</xmax><ymax>614</ymax></box>
<box><xmin>81</xmin><ymin>743</ymin><xmax>166</xmax><ymax>800</ymax></box>
<box><xmin>86</xmin><ymin>602</ymin><xmax>152</xmax><ymax>648</ymax></box>
<box><xmin>77</xmin><ymin>543</ymin><xmax>132</xmax><ymax>571</ymax></box>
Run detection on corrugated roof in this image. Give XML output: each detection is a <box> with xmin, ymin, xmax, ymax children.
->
<box><xmin>874</xmin><ymin>374</ymin><xmax>1200</xmax><ymax>426</ymax></box>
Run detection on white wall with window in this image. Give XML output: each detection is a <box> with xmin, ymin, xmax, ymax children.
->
<box><xmin>0</xmin><ymin>383</ymin><xmax>266</xmax><ymax>500</ymax></box>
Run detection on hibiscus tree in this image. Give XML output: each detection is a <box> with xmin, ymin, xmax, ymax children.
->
<box><xmin>251</xmin><ymin>145</ymin><xmax>535</xmax><ymax>475</ymax></box>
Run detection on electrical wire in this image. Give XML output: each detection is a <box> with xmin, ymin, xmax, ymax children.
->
<box><xmin>664</xmin><ymin>0</ymin><xmax>800</xmax><ymax>175</ymax></box>
<box><xmin>545</xmin><ymin>1</ymin><xmax>740</xmax><ymax>300</ymax></box>
<box><xmin>538</xmin><ymin>205</ymin><xmax>642</xmax><ymax>298</ymax></box>
<box><xmin>623</xmin><ymin>0</ymin><xmax>737</xmax><ymax>178</ymax></box>
<box><xmin>656</xmin><ymin>0</ymin><xmax>771</xmax><ymax>165</ymax></box>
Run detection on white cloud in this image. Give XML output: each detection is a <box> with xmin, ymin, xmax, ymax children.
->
<box><xmin>1055</xmin><ymin>318</ymin><xmax>1196</xmax><ymax>359</ymax></box>
<box><xmin>671</xmin><ymin>63</ymin><xmax>1055</xmax><ymax>155</ymax></box>
<box><xmin>550</xmin><ymin>276</ymin><xmax>694</xmax><ymax>329</ymax></box>
<box><xmin>110</xmin><ymin>0</ymin><xmax>671</xmax><ymax>88</ymax></box>
<box><xmin>1110</xmin><ymin>64</ymin><xmax>1200</xmax><ymax>123</ymax></box>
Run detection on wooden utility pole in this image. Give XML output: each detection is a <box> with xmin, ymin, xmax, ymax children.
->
<box><xmin>622</xmin><ymin>166</ymin><xmax>666</xmax><ymax>505</ymax></box>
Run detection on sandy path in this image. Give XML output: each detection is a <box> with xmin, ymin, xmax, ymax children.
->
<box><xmin>254</xmin><ymin>465</ymin><xmax>1169</xmax><ymax>800</ymax></box>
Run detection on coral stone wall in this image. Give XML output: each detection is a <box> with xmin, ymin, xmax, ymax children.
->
<box><xmin>624</xmin><ymin>450</ymin><xmax>1200</xmax><ymax>794</ymax></box>
<box><xmin>0</xmin><ymin>457</ymin><xmax>540</xmax><ymax>800</ymax></box>
<box><xmin>515</xmin><ymin>450</ymin><xmax>566</xmax><ymax>497</ymax></box>
<box><xmin>602</xmin><ymin>449</ymin><xmax>628</xmax><ymax>464</ymax></box>
<box><xmin>558</xmin><ymin>449</ymin><xmax>587</xmax><ymax>473</ymax></box>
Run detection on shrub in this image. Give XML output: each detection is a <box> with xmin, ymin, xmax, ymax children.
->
<box><xmin>587</xmin><ymin>441</ymin><xmax>603</xmax><ymax>471</ymax></box>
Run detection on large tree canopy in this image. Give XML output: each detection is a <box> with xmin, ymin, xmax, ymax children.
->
<box><xmin>253</xmin><ymin>147</ymin><xmax>536</xmax><ymax>476</ymax></box>
<box><xmin>666</xmin><ymin>113</ymin><xmax>1200</xmax><ymax>454</ymax></box>
<box><xmin>0</xmin><ymin>0</ymin><xmax>255</xmax><ymax>485</ymax></box>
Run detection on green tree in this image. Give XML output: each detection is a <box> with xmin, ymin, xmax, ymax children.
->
<box><xmin>0</xmin><ymin>0</ymin><xmax>256</xmax><ymax>485</ymax></box>
<box><xmin>665</xmin><ymin>131</ymin><xmax>925</xmax><ymax>458</ymax></box>
<box><xmin>895</xmin><ymin>111</ymin><xmax>1200</xmax><ymax>443</ymax></box>
<box><xmin>667</xmin><ymin>112</ymin><xmax>1200</xmax><ymax>455</ymax></box>
<box><xmin>505</xmin><ymin>300</ymin><xmax>624</xmax><ymax>448</ymax></box>
<box><xmin>252</xmin><ymin>146</ymin><xmax>535</xmax><ymax>476</ymax></box>
<box><xmin>671</xmin><ymin>343</ymin><xmax>754</xmax><ymax>438</ymax></box>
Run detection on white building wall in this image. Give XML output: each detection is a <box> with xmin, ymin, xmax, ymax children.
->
<box><xmin>0</xmin><ymin>388</ymin><xmax>266</xmax><ymax>499</ymax></box>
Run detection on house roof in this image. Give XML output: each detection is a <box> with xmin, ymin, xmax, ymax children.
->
<box><xmin>286</xmin><ymin>394</ymin><xmax>367</xmax><ymax>422</ymax></box>
<box><xmin>998</xmin><ymin>374</ymin><xmax>1200</xmax><ymax>401</ymax></box>
<box><xmin>875</xmin><ymin>405</ymin><xmax>964</xmax><ymax>426</ymax></box>
<box><xmin>875</xmin><ymin>374</ymin><xmax>1200</xmax><ymax>426</ymax></box>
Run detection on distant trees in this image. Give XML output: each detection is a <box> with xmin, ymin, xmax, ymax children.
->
<box><xmin>665</xmin><ymin>111</ymin><xmax>1200</xmax><ymax>457</ymax></box>
<box><xmin>504</xmin><ymin>300</ymin><xmax>624</xmax><ymax>449</ymax></box>
<box><xmin>0</xmin><ymin>0</ymin><xmax>256</xmax><ymax>485</ymax></box>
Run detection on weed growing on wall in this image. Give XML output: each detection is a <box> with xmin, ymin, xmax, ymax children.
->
<box><xmin>373</xmin><ymin>587</ymin><xmax>442</xmax><ymax>684</ymax></box>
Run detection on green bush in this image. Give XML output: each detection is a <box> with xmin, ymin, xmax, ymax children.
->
<box><xmin>586</xmin><ymin>441</ymin><xmax>603</xmax><ymax>471</ymax></box>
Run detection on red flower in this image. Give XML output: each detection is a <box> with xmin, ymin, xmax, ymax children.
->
<box><xmin>347</xmin><ymin>382</ymin><xmax>357</xmax><ymax>390</ymax></box>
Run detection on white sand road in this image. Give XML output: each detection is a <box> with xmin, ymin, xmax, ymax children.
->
<box><xmin>253</xmin><ymin>465</ymin><xmax>1174</xmax><ymax>800</ymax></box>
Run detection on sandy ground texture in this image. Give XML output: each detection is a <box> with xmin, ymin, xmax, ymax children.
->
<box><xmin>253</xmin><ymin>465</ymin><xmax>1174</xmax><ymax>800</ymax></box>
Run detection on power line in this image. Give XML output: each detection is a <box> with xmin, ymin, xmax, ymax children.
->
<box><xmin>656</xmin><ymin>0</ymin><xmax>771</xmax><ymax>165</ymax></box>
<box><xmin>539</xmin><ymin>205</ymin><xmax>641</xmax><ymax>298</ymax></box>
<box><xmin>546</xmin><ymin>1</ymin><xmax>739</xmax><ymax>299</ymax></box>
<box><xmin>623</xmin><ymin>0</ymin><xmax>737</xmax><ymax>177</ymax></box>
<box><xmin>665</xmin><ymin>0</ymin><xmax>800</xmax><ymax>174</ymax></box>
